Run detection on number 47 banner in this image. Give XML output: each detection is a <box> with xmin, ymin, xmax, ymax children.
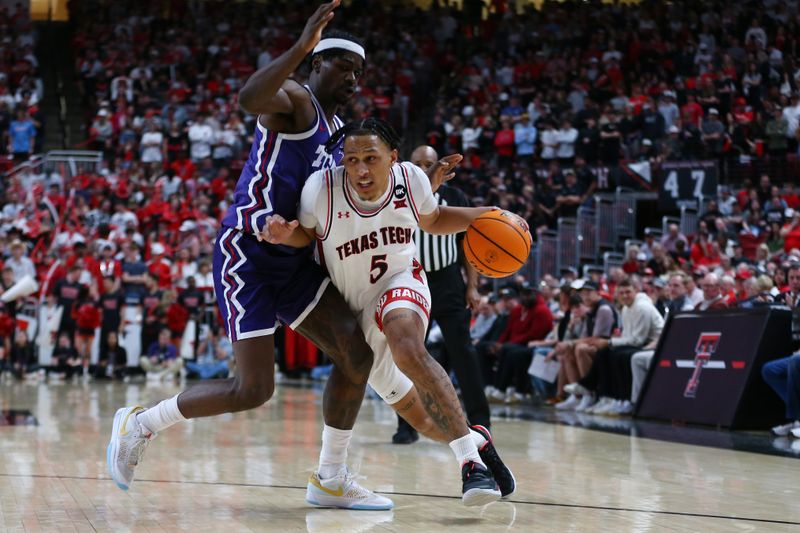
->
<box><xmin>658</xmin><ymin>160</ymin><xmax>719</xmax><ymax>211</ymax></box>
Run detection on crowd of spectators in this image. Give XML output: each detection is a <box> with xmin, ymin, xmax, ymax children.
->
<box><xmin>417</xmin><ymin>0</ymin><xmax>800</xmax><ymax>229</ymax></box>
<box><xmin>471</xmin><ymin>237</ymin><xmax>800</xmax><ymax>420</ymax></box>
<box><xmin>0</xmin><ymin>3</ymin><xmax>43</xmax><ymax>167</ymax></box>
<box><xmin>0</xmin><ymin>0</ymin><xmax>467</xmax><ymax>380</ymax></box>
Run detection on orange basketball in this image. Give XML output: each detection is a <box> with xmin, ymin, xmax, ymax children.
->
<box><xmin>464</xmin><ymin>210</ymin><xmax>532</xmax><ymax>278</ymax></box>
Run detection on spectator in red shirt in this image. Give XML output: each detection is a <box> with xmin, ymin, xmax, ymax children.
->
<box><xmin>488</xmin><ymin>284</ymin><xmax>553</xmax><ymax>402</ymax></box>
<box><xmin>170</xmin><ymin>152</ymin><xmax>196</xmax><ymax>181</ymax></box>
<box><xmin>781</xmin><ymin>210</ymin><xmax>800</xmax><ymax>252</ymax></box>
<box><xmin>784</xmin><ymin>183</ymin><xmax>800</xmax><ymax>210</ymax></box>
<box><xmin>147</xmin><ymin>242</ymin><xmax>172</xmax><ymax>289</ymax></box>
<box><xmin>681</xmin><ymin>92</ymin><xmax>704</xmax><ymax>127</ymax></box>
<box><xmin>493</xmin><ymin>115</ymin><xmax>515</xmax><ymax>169</ymax></box>
<box><xmin>690</xmin><ymin>232</ymin><xmax>721</xmax><ymax>267</ymax></box>
<box><xmin>622</xmin><ymin>245</ymin><xmax>641</xmax><ymax>274</ymax></box>
<box><xmin>71</xmin><ymin>285</ymin><xmax>101</xmax><ymax>379</ymax></box>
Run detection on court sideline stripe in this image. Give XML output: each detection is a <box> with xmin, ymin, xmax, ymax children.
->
<box><xmin>1</xmin><ymin>472</ymin><xmax>797</xmax><ymax>526</ymax></box>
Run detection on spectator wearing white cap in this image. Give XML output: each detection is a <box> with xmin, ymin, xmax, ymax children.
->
<box><xmin>663</xmin><ymin>124</ymin><xmax>683</xmax><ymax>160</ymax></box>
<box><xmin>637</xmin><ymin>138</ymin><xmax>660</xmax><ymax>164</ymax></box>
<box><xmin>90</xmin><ymin>109</ymin><xmax>114</xmax><ymax>154</ymax></box>
<box><xmin>5</xmin><ymin>240</ymin><xmax>35</xmax><ymax>283</ymax></box>
<box><xmin>147</xmin><ymin>242</ymin><xmax>172</xmax><ymax>289</ymax></box>
<box><xmin>176</xmin><ymin>220</ymin><xmax>201</xmax><ymax>258</ymax></box>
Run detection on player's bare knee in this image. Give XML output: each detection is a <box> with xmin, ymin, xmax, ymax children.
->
<box><xmin>230</xmin><ymin>378</ymin><xmax>274</xmax><ymax>410</ymax></box>
<box><xmin>330</xmin><ymin>318</ymin><xmax>373</xmax><ymax>380</ymax></box>
<box><xmin>347</xmin><ymin>329</ymin><xmax>374</xmax><ymax>378</ymax></box>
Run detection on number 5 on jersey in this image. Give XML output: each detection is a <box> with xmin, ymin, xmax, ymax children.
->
<box><xmin>370</xmin><ymin>254</ymin><xmax>388</xmax><ymax>284</ymax></box>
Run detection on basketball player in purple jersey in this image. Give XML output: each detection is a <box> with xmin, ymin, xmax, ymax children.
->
<box><xmin>107</xmin><ymin>1</ymin><xmax>458</xmax><ymax>509</ymax></box>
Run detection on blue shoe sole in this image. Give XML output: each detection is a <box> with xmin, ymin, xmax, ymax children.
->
<box><xmin>106</xmin><ymin>440</ymin><xmax>129</xmax><ymax>491</ymax></box>
<box><xmin>107</xmin><ymin>408</ymin><xmax>130</xmax><ymax>491</ymax></box>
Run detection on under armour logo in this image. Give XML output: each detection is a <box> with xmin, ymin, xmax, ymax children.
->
<box><xmin>393</xmin><ymin>199</ymin><xmax>407</xmax><ymax>209</ymax></box>
<box><xmin>337</xmin><ymin>211</ymin><xmax>350</xmax><ymax>219</ymax></box>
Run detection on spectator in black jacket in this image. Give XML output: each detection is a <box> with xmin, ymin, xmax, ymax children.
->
<box><xmin>9</xmin><ymin>330</ymin><xmax>34</xmax><ymax>379</ymax></box>
<box><xmin>475</xmin><ymin>288</ymin><xmax>515</xmax><ymax>388</ymax></box>
<box><xmin>98</xmin><ymin>331</ymin><xmax>127</xmax><ymax>380</ymax></box>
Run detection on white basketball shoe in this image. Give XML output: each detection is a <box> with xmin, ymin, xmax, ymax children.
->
<box><xmin>306</xmin><ymin>468</ymin><xmax>394</xmax><ymax>510</ymax></box>
<box><xmin>107</xmin><ymin>405</ymin><xmax>155</xmax><ymax>490</ymax></box>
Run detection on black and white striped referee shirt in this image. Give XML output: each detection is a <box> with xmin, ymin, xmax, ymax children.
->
<box><xmin>414</xmin><ymin>184</ymin><xmax>470</xmax><ymax>272</ymax></box>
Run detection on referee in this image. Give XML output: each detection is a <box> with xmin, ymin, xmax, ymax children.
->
<box><xmin>392</xmin><ymin>145</ymin><xmax>492</xmax><ymax>444</ymax></box>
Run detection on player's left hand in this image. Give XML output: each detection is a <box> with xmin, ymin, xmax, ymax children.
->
<box><xmin>257</xmin><ymin>214</ymin><xmax>299</xmax><ymax>244</ymax></box>
<box><xmin>426</xmin><ymin>153</ymin><xmax>463</xmax><ymax>193</ymax></box>
<box><xmin>501</xmin><ymin>210</ymin><xmax>530</xmax><ymax>234</ymax></box>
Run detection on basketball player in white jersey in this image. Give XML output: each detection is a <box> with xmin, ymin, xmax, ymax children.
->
<box><xmin>264</xmin><ymin>118</ymin><xmax>520</xmax><ymax>506</ymax></box>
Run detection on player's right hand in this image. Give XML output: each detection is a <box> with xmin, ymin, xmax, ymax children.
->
<box><xmin>257</xmin><ymin>215</ymin><xmax>299</xmax><ymax>244</ymax></box>
<box><xmin>298</xmin><ymin>0</ymin><xmax>341</xmax><ymax>54</ymax></box>
<box><xmin>426</xmin><ymin>153</ymin><xmax>463</xmax><ymax>193</ymax></box>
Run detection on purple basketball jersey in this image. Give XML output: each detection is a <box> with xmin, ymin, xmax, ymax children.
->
<box><xmin>221</xmin><ymin>85</ymin><xmax>344</xmax><ymax>254</ymax></box>
<box><xmin>214</xmin><ymin>86</ymin><xmax>344</xmax><ymax>340</ymax></box>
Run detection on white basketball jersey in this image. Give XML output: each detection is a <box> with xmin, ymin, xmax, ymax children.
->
<box><xmin>299</xmin><ymin>161</ymin><xmax>438</xmax><ymax>314</ymax></box>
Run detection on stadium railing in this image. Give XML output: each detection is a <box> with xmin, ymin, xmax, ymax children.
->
<box><xmin>577</xmin><ymin>206</ymin><xmax>597</xmax><ymax>264</ymax></box>
<box><xmin>557</xmin><ymin>217</ymin><xmax>578</xmax><ymax>275</ymax></box>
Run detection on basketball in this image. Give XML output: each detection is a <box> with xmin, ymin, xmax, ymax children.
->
<box><xmin>464</xmin><ymin>210</ymin><xmax>532</xmax><ymax>278</ymax></box>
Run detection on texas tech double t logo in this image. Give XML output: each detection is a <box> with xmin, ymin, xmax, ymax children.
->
<box><xmin>683</xmin><ymin>332</ymin><xmax>721</xmax><ymax>398</ymax></box>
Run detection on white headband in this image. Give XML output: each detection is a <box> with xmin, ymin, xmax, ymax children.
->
<box><xmin>313</xmin><ymin>38</ymin><xmax>366</xmax><ymax>61</ymax></box>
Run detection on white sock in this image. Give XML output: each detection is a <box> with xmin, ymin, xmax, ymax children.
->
<box><xmin>470</xmin><ymin>428</ymin><xmax>488</xmax><ymax>450</ymax></box>
<box><xmin>136</xmin><ymin>394</ymin><xmax>186</xmax><ymax>434</ymax></box>
<box><xmin>318</xmin><ymin>425</ymin><xmax>352</xmax><ymax>479</ymax></box>
<box><xmin>449</xmin><ymin>433</ymin><xmax>485</xmax><ymax>467</ymax></box>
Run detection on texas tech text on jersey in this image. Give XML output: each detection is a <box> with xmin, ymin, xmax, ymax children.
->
<box><xmin>335</xmin><ymin>226</ymin><xmax>414</xmax><ymax>260</ymax></box>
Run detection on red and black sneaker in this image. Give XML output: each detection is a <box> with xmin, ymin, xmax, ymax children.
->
<box><xmin>470</xmin><ymin>424</ymin><xmax>516</xmax><ymax>498</ymax></box>
<box><xmin>461</xmin><ymin>460</ymin><xmax>501</xmax><ymax>507</ymax></box>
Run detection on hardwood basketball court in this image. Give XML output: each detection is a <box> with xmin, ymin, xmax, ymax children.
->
<box><xmin>0</xmin><ymin>381</ymin><xmax>798</xmax><ymax>532</ymax></box>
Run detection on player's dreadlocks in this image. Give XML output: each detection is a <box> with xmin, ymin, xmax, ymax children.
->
<box><xmin>324</xmin><ymin>118</ymin><xmax>402</xmax><ymax>155</ymax></box>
